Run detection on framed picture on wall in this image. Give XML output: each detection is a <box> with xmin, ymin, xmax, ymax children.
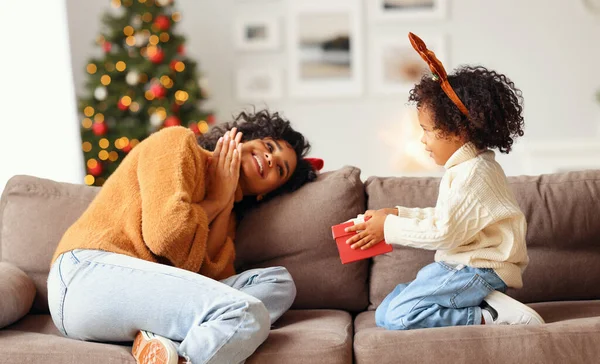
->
<box><xmin>288</xmin><ymin>0</ymin><xmax>363</xmax><ymax>98</ymax></box>
<box><xmin>368</xmin><ymin>0</ymin><xmax>447</xmax><ymax>21</ymax></box>
<box><xmin>370</xmin><ymin>34</ymin><xmax>447</xmax><ymax>95</ymax></box>
<box><xmin>234</xmin><ymin>16</ymin><xmax>280</xmax><ymax>51</ymax></box>
<box><xmin>235</xmin><ymin>68</ymin><xmax>283</xmax><ymax>101</ymax></box>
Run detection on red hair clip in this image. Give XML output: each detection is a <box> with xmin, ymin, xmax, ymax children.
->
<box><xmin>408</xmin><ymin>32</ymin><xmax>470</xmax><ymax>118</ymax></box>
<box><xmin>305</xmin><ymin>158</ymin><xmax>324</xmax><ymax>171</ymax></box>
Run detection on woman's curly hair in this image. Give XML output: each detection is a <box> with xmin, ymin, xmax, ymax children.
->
<box><xmin>409</xmin><ymin>65</ymin><xmax>525</xmax><ymax>153</ymax></box>
<box><xmin>197</xmin><ymin>109</ymin><xmax>317</xmax><ymax>216</ymax></box>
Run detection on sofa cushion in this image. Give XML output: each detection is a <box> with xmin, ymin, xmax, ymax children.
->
<box><xmin>5</xmin><ymin>310</ymin><xmax>353</xmax><ymax>364</ymax></box>
<box><xmin>236</xmin><ymin>166</ymin><xmax>369</xmax><ymax>311</ymax></box>
<box><xmin>249</xmin><ymin>309</ymin><xmax>353</xmax><ymax>364</ymax></box>
<box><xmin>0</xmin><ymin>262</ymin><xmax>36</xmax><ymax>328</ymax></box>
<box><xmin>2</xmin><ymin>314</ymin><xmax>135</xmax><ymax>364</ymax></box>
<box><xmin>366</xmin><ymin>169</ymin><xmax>600</xmax><ymax>308</ymax></box>
<box><xmin>353</xmin><ymin>302</ymin><xmax>600</xmax><ymax>364</ymax></box>
<box><xmin>0</xmin><ymin>176</ymin><xmax>99</xmax><ymax>313</ymax></box>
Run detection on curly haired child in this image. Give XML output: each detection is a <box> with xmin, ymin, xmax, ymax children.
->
<box><xmin>345</xmin><ymin>33</ymin><xmax>544</xmax><ymax>329</ymax></box>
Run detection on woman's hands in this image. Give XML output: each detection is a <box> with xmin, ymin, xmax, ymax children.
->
<box><xmin>205</xmin><ymin>128</ymin><xmax>243</xmax><ymax>212</ymax></box>
<box><xmin>344</xmin><ymin>208</ymin><xmax>398</xmax><ymax>250</ymax></box>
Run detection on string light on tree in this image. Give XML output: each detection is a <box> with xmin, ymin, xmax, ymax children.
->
<box><xmin>94</xmin><ymin>87</ymin><xmax>108</xmax><ymax>101</ymax></box>
<box><xmin>126</xmin><ymin>70</ymin><xmax>139</xmax><ymax>85</ymax></box>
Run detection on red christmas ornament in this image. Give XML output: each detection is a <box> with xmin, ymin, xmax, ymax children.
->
<box><xmin>149</xmin><ymin>48</ymin><xmax>165</xmax><ymax>64</ymax></box>
<box><xmin>92</xmin><ymin>122</ymin><xmax>108</xmax><ymax>136</ymax></box>
<box><xmin>122</xmin><ymin>143</ymin><xmax>132</xmax><ymax>153</ymax></box>
<box><xmin>164</xmin><ymin>116</ymin><xmax>181</xmax><ymax>127</ymax></box>
<box><xmin>88</xmin><ymin>163</ymin><xmax>103</xmax><ymax>176</ymax></box>
<box><xmin>154</xmin><ymin>15</ymin><xmax>171</xmax><ymax>31</ymax></box>
<box><xmin>207</xmin><ymin>114</ymin><xmax>216</xmax><ymax>125</ymax></box>
<box><xmin>103</xmin><ymin>42</ymin><xmax>112</xmax><ymax>52</ymax></box>
<box><xmin>169</xmin><ymin>60</ymin><xmax>179</xmax><ymax>71</ymax></box>
<box><xmin>177</xmin><ymin>44</ymin><xmax>185</xmax><ymax>55</ymax></box>
<box><xmin>150</xmin><ymin>84</ymin><xmax>166</xmax><ymax>99</ymax></box>
<box><xmin>117</xmin><ymin>99</ymin><xmax>129</xmax><ymax>111</ymax></box>
<box><xmin>189</xmin><ymin>123</ymin><xmax>200</xmax><ymax>135</ymax></box>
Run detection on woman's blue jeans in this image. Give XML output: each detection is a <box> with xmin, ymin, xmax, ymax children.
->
<box><xmin>47</xmin><ymin>249</ymin><xmax>296</xmax><ymax>364</ymax></box>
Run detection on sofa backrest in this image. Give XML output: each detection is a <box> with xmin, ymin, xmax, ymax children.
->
<box><xmin>366</xmin><ymin>169</ymin><xmax>600</xmax><ymax>309</ymax></box>
<box><xmin>235</xmin><ymin>166</ymin><xmax>369</xmax><ymax>312</ymax></box>
<box><xmin>0</xmin><ymin>175</ymin><xmax>100</xmax><ymax>312</ymax></box>
<box><xmin>0</xmin><ymin>166</ymin><xmax>370</xmax><ymax>314</ymax></box>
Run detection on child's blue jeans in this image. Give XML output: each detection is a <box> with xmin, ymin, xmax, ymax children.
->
<box><xmin>375</xmin><ymin>261</ymin><xmax>507</xmax><ymax>330</ymax></box>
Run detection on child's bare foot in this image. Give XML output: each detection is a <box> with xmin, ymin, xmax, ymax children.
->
<box><xmin>132</xmin><ymin>330</ymin><xmax>179</xmax><ymax>364</ymax></box>
<box><xmin>481</xmin><ymin>291</ymin><xmax>545</xmax><ymax>325</ymax></box>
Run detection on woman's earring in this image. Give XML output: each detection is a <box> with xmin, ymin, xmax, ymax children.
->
<box><xmin>256</xmin><ymin>195</ymin><xmax>264</xmax><ymax>202</ymax></box>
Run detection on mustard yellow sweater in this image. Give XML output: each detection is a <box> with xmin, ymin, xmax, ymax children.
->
<box><xmin>52</xmin><ymin>126</ymin><xmax>237</xmax><ymax>280</ymax></box>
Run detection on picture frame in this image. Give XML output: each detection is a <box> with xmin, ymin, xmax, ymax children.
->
<box><xmin>367</xmin><ymin>0</ymin><xmax>447</xmax><ymax>21</ymax></box>
<box><xmin>235</xmin><ymin>68</ymin><xmax>283</xmax><ymax>101</ymax></box>
<box><xmin>287</xmin><ymin>0</ymin><xmax>363</xmax><ymax>98</ymax></box>
<box><xmin>233</xmin><ymin>16</ymin><xmax>280</xmax><ymax>51</ymax></box>
<box><xmin>370</xmin><ymin>34</ymin><xmax>447</xmax><ymax>95</ymax></box>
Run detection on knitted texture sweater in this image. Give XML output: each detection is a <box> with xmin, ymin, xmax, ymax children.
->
<box><xmin>384</xmin><ymin>142</ymin><xmax>528</xmax><ymax>288</ymax></box>
<box><xmin>51</xmin><ymin>126</ymin><xmax>237</xmax><ymax>280</ymax></box>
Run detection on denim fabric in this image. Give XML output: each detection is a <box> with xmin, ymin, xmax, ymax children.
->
<box><xmin>47</xmin><ymin>249</ymin><xmax>296</xmax><ymax>364</ymax></box>
<box><xmin>375</xmin><ymin>262</ymin><xmax>507</xmax><ymax>330</ymax></box>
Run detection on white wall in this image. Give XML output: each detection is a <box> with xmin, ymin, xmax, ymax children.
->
<box><xmin>0</xmin><ymin>0</ymin><xmax>83</xmax><ymax>196</ymax></box>
<box><xmin>3</xmin><ymin>0</ymin><xmax>598</xmax><ymax>195</ymax></box>
<box><xmin>65</xmin><ymin>0</ymin><xmax>600</xmax><ymax>180</ymax></box>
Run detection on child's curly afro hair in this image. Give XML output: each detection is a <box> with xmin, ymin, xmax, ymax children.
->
<box><xmin>409</xmin><ymin>65</ymin><xmax>525</xmax><ymax>154</ymax></box>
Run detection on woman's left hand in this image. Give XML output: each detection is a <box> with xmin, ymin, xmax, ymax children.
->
<box><xmin>205</xmin><ymin>128</ymin><xmax>243</xmax><ymax>210</ymax></box>
<box><xmin>344</xmin><ymin>210</ymin><xmax>387</xmax><ymax>250</ymax></box>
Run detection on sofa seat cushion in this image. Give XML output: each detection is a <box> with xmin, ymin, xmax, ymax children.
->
<box><xmin>2</xmin><ymin>315</ymin><xmax>134</xmax><ymax>364</ymax></box>
<box><xmin>249</xmin><ymin>309</ymin><xmax>353</xmax><ymax>364</ymax></box>
<box><xmin>353</xmin><ymin>301</ymin><xmax>600</xmax><ymax>364</ymax></box>
<box><xmin>4</xmin><ymin>310</ymin><xmax>353</xmax><ymax>364</ymax></box>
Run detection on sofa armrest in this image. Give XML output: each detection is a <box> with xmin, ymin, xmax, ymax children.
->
<box><xmin>0</xmin><ymin>262</ymin><xmax>36</xmax><ymax>328</ymax></box>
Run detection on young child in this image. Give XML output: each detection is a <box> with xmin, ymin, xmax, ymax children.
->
<box><xmin>345</xmin><ymin>33</ymin><xmax>544</xmax><ymax>329</ymax></box>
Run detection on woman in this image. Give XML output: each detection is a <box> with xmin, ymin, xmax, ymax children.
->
<box><xmin>47</xmin><ymin>109</ymin><xmax>320</xmax><ymax>364</ymax></box>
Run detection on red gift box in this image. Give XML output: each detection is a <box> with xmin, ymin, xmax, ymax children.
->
<box><xmin>331</xmin><ymin>220</ymin><xmax>393</xmax><ymax>264</ymax></box>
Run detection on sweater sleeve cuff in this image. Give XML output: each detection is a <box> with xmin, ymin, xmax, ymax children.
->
<box><xmin>384</xmin><ymin>214</ymin><xmax>403</xmax><ymax>245</ymax></box>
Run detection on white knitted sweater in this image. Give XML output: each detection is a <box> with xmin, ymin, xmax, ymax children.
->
<box><xmin>384</xmin><ymin>142</ymin><xmax>528</xmax><ymax>288</ymax></box>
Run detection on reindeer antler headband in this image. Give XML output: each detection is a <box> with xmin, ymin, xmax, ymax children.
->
<box><xmin>408</xmin><ymin>32</ymin><xmax>470</xmax><ymax>118</ymax></box>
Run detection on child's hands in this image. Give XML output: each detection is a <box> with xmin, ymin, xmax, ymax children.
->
<box><xmin>206</xmin><ymin>128</ymin><xmax>243</xmax><ymax>210</ymax></box>
<box><xmin>365</xmin><ymin>208</ymin><xmax>398</xmax><ymax>219</ymax></box>
<box><xmin>345</xmin><ymin>210</ymin><xmax>388</xmax><ymax>250</ymax></box>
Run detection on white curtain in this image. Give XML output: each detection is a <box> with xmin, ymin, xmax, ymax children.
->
<box><xmin>0</xmin><ymin>0</ymin><xmax>83</xmax><ymax>195</ymax></box>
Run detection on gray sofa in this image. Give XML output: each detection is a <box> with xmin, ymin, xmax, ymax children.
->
<box><xmin>1</xmin><ymin>166</ymin><xmax>599</xmax><ymax>363</ymax></box>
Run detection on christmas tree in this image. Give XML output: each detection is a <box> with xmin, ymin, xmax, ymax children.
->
<box><xmin>79</xmin><ymin>0</ymin><xmax>214</xmax><ymax>186</ymax></box>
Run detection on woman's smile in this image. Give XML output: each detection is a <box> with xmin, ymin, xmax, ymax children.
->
<box><xmin>252</xmin><ymin>153</ymin><xmax>264</xmax><ymax>178</ymax></box>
